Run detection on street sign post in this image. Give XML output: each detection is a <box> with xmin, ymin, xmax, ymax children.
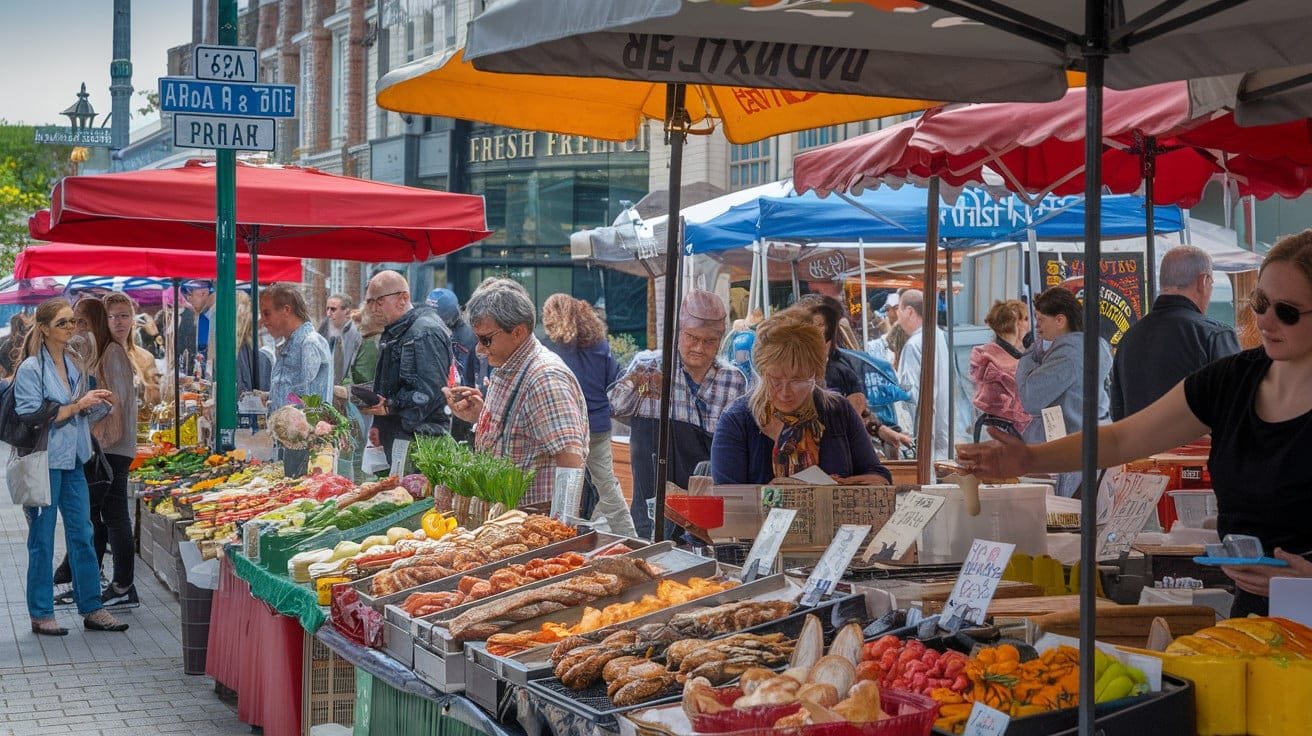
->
<box><xmin>33</xmin><ymin>127</ymin><xmax>113</xmax><ymax>147</ymax></box>
<box><xmin>194</xmin><ymin>44</ymin><xmax>258</xmax><ymax>83</ymax></box>
<box><xmin>158</xmin><ymin>77</ymin><xmax>296</xmax><ymax>118</ymax></box>
<box><xmin>173</xmin><ymin>114</ymin><xmax>276</xmax><ymax>151</ymax></box>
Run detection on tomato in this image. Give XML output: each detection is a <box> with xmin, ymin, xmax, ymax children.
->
<box><xmin>855</xmin><ymin>661</ymin><xmax>882</xmax><ymax>682</ymax></box>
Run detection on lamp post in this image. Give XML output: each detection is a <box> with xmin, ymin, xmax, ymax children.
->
<box><xmin>61</xmin><ymin>84</ymin><xmax>98</xmax><ymax>130</ymax></box>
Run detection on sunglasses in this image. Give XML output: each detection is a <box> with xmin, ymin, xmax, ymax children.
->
<box><xmin>1251</xmin><ymin>290</ymin><xmax>1312</xmax><ymax>326</ymax></box>
<box><xmin>365</xmin><ymin>290</ymin><xmax>405</xmax><ymax>307</ymax></box>
<box><xmin>474</xmin><ymin>329</ymin><xmax>505</xmax><ymax>347</ymax></box>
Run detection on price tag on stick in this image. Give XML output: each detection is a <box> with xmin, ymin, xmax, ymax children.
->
<box><xmin>943</xmin><ymin>539</ymin><xmax>1015</xmax><ymax>626</ymax></box>
<box><xmin>1097</xmin><ymin>472</ymin><xmax>1169</xmax><ymax>559</ymax></box>
<box><xmin>800</xmin><ymin>524</ymin><xmax>870</xmax><ymax>606</ymax></box>
<box><xmin>962</xmin><ymin>702</ymin><xmax>1011</xmax><ymax>736</ymax></box>
<box><xmin>740</xmin><ymin>508</ymin><xmax>797</xmax><ymax>582</ymax></box>
<box><xmin>389</xmin><ymin>439</ymin><xmax>410</xmax><ymax>478</ymax></box>
<box><xmin>862</xmin><ymin>491</ymin><xmax>945</xmax><ymax>562</ymax></box>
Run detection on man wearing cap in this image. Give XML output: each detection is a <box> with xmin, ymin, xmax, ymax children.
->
<box><xmin>319</xmin><ymin>293</ymin><xmax>362</xmax><ymax>385</ymax></box>
<box><xmin>617</xmin><ymin>289</ymin><xmax>747</xmax><ymax>538</ymax></box>
<box><xmin>176</xmin><ymin>280</ymin><xmax>214</xmax><ymax>375</ymax></box>
<box><xmin>361</xmin><ymin>271</ymin><xmax>453</xmax><ymax>466</ymax></box>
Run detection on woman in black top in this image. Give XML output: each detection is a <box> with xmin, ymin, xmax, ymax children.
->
<box><xmin>959</xmin><ymin>230</ymin><xmax>1312</xmax><ymax>616</ymax></box>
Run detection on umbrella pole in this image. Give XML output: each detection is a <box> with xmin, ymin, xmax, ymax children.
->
<box><xmin>916</xmin><ymin>178</ymin><xmax>940</xmax><ymax>484</ymax></box>
<box><xmin>945</xmin><ymin>250</ymin><xmax>955</xmax><ymax>459</ymax></box>
<box><xmin>1141</xmin><ymin>135</ymin><xmax>1158</xmax><ymax>312</ymax></box>
<box><xmin>653</xmin><ymin>82</ymin><xmax>689</xmax><ymax>543</ymax></box>
<box><xmin>859</xmin><ymin>238</ymin><xmax>869</xmax><ymax>348</ymax></box>
<box><xmin>250</xmin><ymin>238</ymin><xmax>260</xmax><ymax>391</ymax></box>
<box><xmin>173</xmin><ymin>278</ymin><xmax>181</xmax><ymax>448</ymax></box>
<box><xmin>1080</xmin><ymin>4</ymin><xmax>1109</xmax><ymax>735</ymax></box>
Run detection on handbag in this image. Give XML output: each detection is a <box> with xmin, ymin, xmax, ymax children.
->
<box><xmin>0</xmin><ymin>359</ymin><xmax>60</xmax><ymax>508</ymax></box>
<box><xmin>607</xmin><ymin>375</ymin><xmax>642</xmax><ymax>419</ymax></box>
<box><xmin>6</xmin><ymin>442</ymin><xmax>50</xmax><ymax>507</ymax></box>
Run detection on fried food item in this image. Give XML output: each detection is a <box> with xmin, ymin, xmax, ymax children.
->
<box><xmin>399</xmin><ymin>590</ymin><xmax>467</xmax><ymax>617</ymax></box>
<box><xmin>676</xmin><ymin>633</ymin><xmax>794</xmax><ymax>684</ymax></box>
<box><xmin>665</xmin><ymin>599</ymin><xmax>797</xmax><ymax>639</ymax></box>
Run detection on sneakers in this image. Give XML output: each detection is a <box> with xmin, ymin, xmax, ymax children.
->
<box><xmin>83</xmin><ymin>609</ymin><xmax>129</xmax><ymax>632</ymax></box>
<box><xmin>101</xmin><ymin>583</ymin><xmax>140</xmax><ymax>609</ymax></box>
<box><xmin>53</xmin><ymin>584</ymin><xmax>76</xmax><ymax>607</ymax></box>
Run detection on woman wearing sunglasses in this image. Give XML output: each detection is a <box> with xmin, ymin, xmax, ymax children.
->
<box><xmin>959</xmin><ymin>230</ymin><xmax>1312</xmax><ymax>617</ymax></box>
<box><xmin>711</xmin><ymin>310</ymin><xmax>892</xmax><ymax>486</ymax></box>
<box><xmin>14</xmin><ymin>299</ymin><xmax>129</xmax><ymax>635</ymax></box>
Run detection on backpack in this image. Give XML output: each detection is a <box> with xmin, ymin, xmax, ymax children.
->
<box><xmin>838</xmin><ymin>348</ymin><xmax>911</xmax><ymax>428</ymax></box>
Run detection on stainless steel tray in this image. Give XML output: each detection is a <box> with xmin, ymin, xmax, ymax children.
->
<box><xmin>413</xmin><ymin>639</ymin><xmax>467</xmax><ymax>694</ymax></box>
<box><xmin>381</xmin><ymin>539</ymin><xmax>672</xmax><ymax>670</ymax></box>
<box><xmin>416</xmin><ymin>545</ymin><xmax>717</xmax><ymax>654</ymax></box>
<box><xmin>354</xmin><ymin>530</ymin><xmax>641</xmax><ymax>609</ymax></box>
<box><xmin>466</xmin><ymin>570</ymin><xmax>800</xmax><ymax>688</ymax></box>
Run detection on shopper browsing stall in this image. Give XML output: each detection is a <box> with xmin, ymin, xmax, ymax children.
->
<box><xmin>319</xmin><ymin>293</ymin><xmax>362</xmax><ymax>388</ymax></box>
<box><xmin>261</xmin><ymin>282</ymin><xmax>333</xmax><ymax>412</ymax></box>
<box><xmin>959</xmin><ymin>229</ymin><xmax>1312</xmax><ymax>616</ymax></box>
<box><xmin>442</xmin><ymin>279</ymin><xmax>589</xmax><ymax>508</ymax></box>
<box><xmin>711</xmin><ymin>310</ymin><xmax>892</xmax><ymax>486</ymax></box>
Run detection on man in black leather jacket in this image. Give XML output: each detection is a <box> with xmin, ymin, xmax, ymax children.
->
<box><xmin>360</xmin><ymin>271</ymin><xmax>453</xmax><ymax>466</ymax></box>
<box><xmin>1111</xmin><ymin>245</ymin><xmax>1241</xmax><ymax>420</ymax></box>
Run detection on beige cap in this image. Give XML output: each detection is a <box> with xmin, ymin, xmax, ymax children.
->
<box><xmin>679</xmin><ymin>289</ymin><xmax>727</xmax><ymax>332</ymax></box>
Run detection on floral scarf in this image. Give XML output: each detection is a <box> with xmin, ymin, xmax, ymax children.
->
<box><xmin>767</xmin><ymin>400</ymin><xmax>826</xmax><ymax>478</ymax></box>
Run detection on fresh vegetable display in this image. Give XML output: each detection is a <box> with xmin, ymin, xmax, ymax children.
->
<box><xmin>412</xmin><ymin>434</ymin><xmax>535</xmax><ymax>511</ymax></box>
<box><xmin>928</xmin><ymin>644</ymin><xmax>1148</xmax><ymax>733</ymax></box>
<box><xmin>857</xmin><ymin>636</ymin><xmax>971</xmax><ymax>699</ymax></box>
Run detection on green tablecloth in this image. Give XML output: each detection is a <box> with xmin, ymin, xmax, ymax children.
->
<box><xmin>226</xmin><ymin>546</ymin><xmax>327</xmax><ymax>632</ymax></box>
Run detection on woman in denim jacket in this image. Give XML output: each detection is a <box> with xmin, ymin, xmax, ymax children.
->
<box><xmin>15</xmin><ymin>299</ymin><xmax>128</xmax><ymax>635</ymax></box>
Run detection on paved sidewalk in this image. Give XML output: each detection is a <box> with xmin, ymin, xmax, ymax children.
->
<box><xmin>1</xmin><ymin>489</ymin><xmax>248</xmax><ymax>736</ymax></box>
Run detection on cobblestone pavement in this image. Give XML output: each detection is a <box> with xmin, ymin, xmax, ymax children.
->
<box><xmin>0</xmin><ymin>488</ymin><xmax>249</xmax><ymax>736</ymax></box>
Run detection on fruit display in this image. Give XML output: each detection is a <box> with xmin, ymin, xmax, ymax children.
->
<box><xmin>928</xmin><ymin>644</ymin><xmax>1149</xmax><ymax>733</ymax></box>
<box><xmin>857</xmin><ymin>636</ymin><xmax>972</xmax><ymax>699</ymax></box>
<box><xmin>1164</xmin><ymin>616</ymin><xmax>1312</xmax><ymax>659</ymax></box>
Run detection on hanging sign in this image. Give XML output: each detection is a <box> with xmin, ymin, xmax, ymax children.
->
<box><xmin>740</xmin><ymin>508</ymin><xmax>797</xmax><ymax>582</ymax></box>
<box><xmin>1097</xmin><ymin>472</ymin><xmax>1170</xmax><ymax>559</ymax></box>
<box><xmin>861</xmin><ymin>490</ymin><xmax>945</xmax><ymax>562</ymax></box>
<box><xmin>800</xmin><ymin>251</ymin><xmax>849</xmax><ymax>281</ymax></box>
<box><xmin>800</xmin><ymin>524</ymin><xmax>870</xmax><ymax>606</ymax></box>
<box><xmin>943</xmin><ymin>539</ymin><xmax>1016</xmax><ymax>626</ymax></box>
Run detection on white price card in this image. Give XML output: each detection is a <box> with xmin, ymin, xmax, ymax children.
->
<box><xmin>390</xmin><ymin>439</ymin><xmax>411</xmax><ymax>478</ymax></box>
<box><xmin>1041</xmin><ymin>406</ymin><xmax>1067</xmax><ymax>442</ymax></box>
<box><xmin>801</xmin><ymin>524</ymin><xmax>871</xmax><ymax>606</ymax></box>
<box><xmin>550</xmin><ymin>467</ymin><xmax>585</xmax><ymax>520</ymax></box>
<box><xmin>862</xmin><ymin>491</ymin><xmax>946</xmax><ymax>562</ymax></box>
<box><xmin>943</xmin><ymin>539</ymin><xmax>1016</xmax><ymax>626</ymax></box>
<box><xmin>963</xmin><ymin>701</ymin><xmax>1011</xmax><ymax>736</ymax></box>
<box><xmin>740</xmin><ymin>508</ymin><xmax>797</xmax><ymax>581</ymax></box>
<box><xmin>1097</xmin><ymin>472</ymin><xmax>1170</xmax><ymax>559</ymax></box>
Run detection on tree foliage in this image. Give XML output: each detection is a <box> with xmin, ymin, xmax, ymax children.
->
<box><xmin>0</xmin><ymin>123</ymin><xmax>72</xmax><ymax>274</ymax></box>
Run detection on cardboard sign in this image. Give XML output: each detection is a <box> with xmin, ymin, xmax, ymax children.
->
<box><xmin>1041</xmin><ymin>406</ymin><xmax>1067</xmax><ymax>442</ymax></box>
<box><xmin>963</xmin><ymin>702</ymin><xmax>1011</xmax><ymax>736</ymax></box>
<box><xmin>862</xmin><ymin>491</ymin><xmax>945</xmax><ymax>562</ymax></box>
<box><xmin>1097</xmin><ymin>472</ymin><xmax>1170</xmax><ymax>559</ymax></box>
<box><xmin>390</xmin><ymin>439</ymin><xmax>411</xmax><ymax>478</ymax></box>
<box><xmin>740</xmin><ymin>508</ymin><xmax>797</xmax><ymax>582</ymax></box>
<box><xmin>801</xmin><ymin>524</ymin><xmax>870</xmax><ymax>606</ymax></box>
<box><xmin>943</xmin><ymin>539</ymin><xmax>1016</xmax><ymax>625</ymax></box>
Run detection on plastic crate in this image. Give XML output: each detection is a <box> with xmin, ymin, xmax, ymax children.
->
<box><xmin>302</xmin><ymin>633</ymin><xmax>356</xmax><ymax>731</ymax></box>
<box><xmin>177</xmin><ymin>557</ymin><xmax>213</xmax><ymax>675</ymax></box>
<box><xmin>665</xmin><ymin>495</ymin><xmax>724</xmax><ymax>530</ymax></box>
<box><xmin>261</xmin><ymin>499</ymin><xmax>430</xmax><ymax>574</ymax></box>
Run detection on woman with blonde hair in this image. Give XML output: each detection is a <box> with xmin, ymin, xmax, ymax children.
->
<box><xmin>710</xmin><ymin>311</ymin><xmax>891</xmax><ymax>485</ymax></box>
<box><xmin>969</xmin><ymin>299</ymin><xmax>1032</xmax><ymax>436</ymax></box>
<box><xmin>541</xmin><ymin>293</ymin><xmax>636</xmax><ymax>536</ymax></box>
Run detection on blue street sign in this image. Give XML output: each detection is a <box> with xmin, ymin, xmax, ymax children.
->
<box><xmin>158</xmin><ymin>77</ymin><xmax>296</xmax><ymax>119</ymax></box>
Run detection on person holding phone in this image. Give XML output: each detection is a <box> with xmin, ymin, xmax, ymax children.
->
<box><xmin>959</xmin><ymin>229</ymin><xmax>1312</xmax><ymax>617</ymax></box>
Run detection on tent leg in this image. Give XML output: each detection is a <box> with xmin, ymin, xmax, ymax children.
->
<box><xmin>1080</xmin><ymin>4</ymin><xmax>1109</xmax><ymax>734</ymax></box>
<box><xmin>653</xmin><ymin>82</ymin><xmax>689</xmax><ymax>544</ymax></box>
<box><xmin>945</xmin><ymin>251</ymin><xmax>955</xmax><ymax>460</ymax></box>
<box><xmin>916</xmin><ymin>178</ymin><xmax>940</xmax><ymax>484</ymax></box>
<box><xmin>1143</xmin><ymin>140</ymin><xmax>1157</xmax><ymax>312</ymax></box>
<box><xmin>250</xmin><ymin>240</ymin><xmax>260</xmax><ymax>391</ymax></box>
<box><xmin>790</xmin><ymin>261</ymin><xmax>800</xmax><ymax>302</ymax></box>
<box><xmin>173</xmin><ymin>278</ymin><xmax>182</xmax><ymax>448</ymax></box>
<box><xmin>859</xmin><ymin>238</ymin><xmax>869</xmax><ymax>348</ymax></box>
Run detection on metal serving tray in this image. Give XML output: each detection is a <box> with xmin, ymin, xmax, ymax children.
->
<box><xmin>464</xmin><ymin>570</ymin><xmax>800</xmax><ymax>691</ymax></box>
<box><xmin>416</xmin><ymin>545</ymin><xmax>717</xmax><ymax>654</ymax></box>
<box><xmin>523</xmin><ymin>592</ymin><xmax>870</xmax><ymax>728</ymax></box>
<box><xmin>381</xmin><ymin>538</ymin><xmax>670</xmax><ymax>668</ymax></box>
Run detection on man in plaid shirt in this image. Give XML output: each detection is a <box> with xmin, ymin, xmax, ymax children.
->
<box><xmin>443</xmin><ymin>279</ymin><xmax>588</xmax><ymax>507</ymax></box>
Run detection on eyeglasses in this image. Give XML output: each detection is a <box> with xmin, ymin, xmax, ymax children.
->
<box><xmin>326</xmin><ymin>306</ymin><xmax>344</xmax><ymax>312</ymax></box>
<box><xmin>52</xmin><ymin>319</ymin><xmax>74</xmax><ymax>329</ymax></box>
<box><xmin>474</xmin><ymin>329</ymin><xmax>506</xmax><ymax>347</ymax></box>
<box><xmin>365</xmin><ymin>291</ymin><xmax>405</xmax><ymax>307</ymax></box>
<box><xmin>679</xmin><ymin>331</ymin><xmax>722</xmax><ymax>349</ymax></box>
<box><xmin>107</xmin><ymin>313</ymin><xmax>134</xmax><ymax>322</ymax></box>
<box><xmin>1251</xmin><ymin>290</ymin><xmax>1312</xmax><ymax>326</ymax></box>
<box><xmin>764</xmin><ymin>376</ymin><xmax>816</xmax><ymax>394</ymax></box>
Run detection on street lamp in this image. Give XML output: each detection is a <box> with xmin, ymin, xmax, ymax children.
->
<box><xmin>61</xmin><ymin>83</ymin><xmax>98</xmax><ymax>130</ymax></box>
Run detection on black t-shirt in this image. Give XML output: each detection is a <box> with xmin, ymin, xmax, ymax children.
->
<box><xmin>1184</xmin><ymin>348</ymin><xmax>1312</xmax><ymax>557</ymax></box>
<box><xmin>826</xmin><ymin>349</ymin><xmax>864</xmax><ymax>400</ymax></box>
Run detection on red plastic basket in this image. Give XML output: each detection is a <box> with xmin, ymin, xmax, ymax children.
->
<box><xmin>665</xmin><ymin>494</ymin><xmax>725</xmax><ymax>530</ymax></box>
<box><xmin>691</xmin><ymin>686</ymin><xmax>940</xmax><ymax>736</ymax></box>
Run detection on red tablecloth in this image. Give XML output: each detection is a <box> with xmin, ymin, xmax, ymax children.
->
<box><xmin>207</xmin><ymin>555</ymin><xmax>304</xmax><ymax>736</ymax></box>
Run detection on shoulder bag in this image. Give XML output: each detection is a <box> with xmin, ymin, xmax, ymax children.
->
<box><xmin>2</xmin><ymin>356</ymin><xmax>60</xmax><ymax>507</ymax></box>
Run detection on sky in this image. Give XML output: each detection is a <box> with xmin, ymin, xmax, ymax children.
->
<box><xmin>0</xmin><ymin>1</ymin><xmax>194</xmax><ymax>128</ymax></box>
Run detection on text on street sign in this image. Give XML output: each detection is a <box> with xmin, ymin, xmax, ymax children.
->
<box><xmin>194</xmin><ymin>44</ymin><xmax>259</xmax><ymax>83</ymax></box>
<box><xmin>159</xmin><ymin>77</ymin><xmax>296</xmax><ymax>118</ymax></box>
<box><xmin>34</xmin><ymin>126</ymin><xmax>113</xmax><ymax>147</ymax></box>
<box><xmin>173</xmin><ymin>114</ymin><xmax>276</xmax><ymax>151</ymax></box>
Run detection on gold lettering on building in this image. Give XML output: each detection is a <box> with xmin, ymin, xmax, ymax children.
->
<box><xmin>544</xmin><ymin>132</ymin><xmax>557</xmax><ymax>157</ymax></box>
<box><xmin>558</xmin><ymin>135</ymin><xmax>574</xmax><ymax>155</ymax></box>
<box><xmin>494</xmin><ymin>135</ymin><xmax>506</xmax><ymax>160</ymax></box>
<box><xmin>520</xmin><ymin>132</ymin><xmax>534</xmax><ymax>158</ymax></box>
<box><xmin>466</xmin><ymin>131</ymin><xmax>644</xmax><ymax>163</ymax></box>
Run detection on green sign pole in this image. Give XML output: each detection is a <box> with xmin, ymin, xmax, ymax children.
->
<box><xmin>213</xmin><ymin>0</ymin><xmax>239</xmax><ymax>451</ymax></box>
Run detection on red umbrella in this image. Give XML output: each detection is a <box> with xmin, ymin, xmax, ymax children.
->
<box><xmin>793</xmin><ymin>82</ymin><xmax>1312</xmax><ymax>208</ymax></box>
<box><xmin>30</xmin><ymin>159</ymin><xmax>491</xmax><ymax>261</ymax></box>
<box><xmin>15</xmin><ymin>243</ymin><xmax>303</xmax><ymax>282</ymax></box>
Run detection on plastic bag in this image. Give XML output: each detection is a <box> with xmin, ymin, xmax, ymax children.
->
<box><xmin>361</xmin><ymin>443</ymin><xmax>389</xmax><ymax>474</ymax></box>
<box><xmin>330</xmin><ymin>582</ymin><xmax>384</xmax><ymax>648</ymax></box>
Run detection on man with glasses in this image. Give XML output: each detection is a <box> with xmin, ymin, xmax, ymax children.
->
<box><xmin>177</xmin><ymin>280</ymin><xmax>214</xmax><ymax>375</ymax></box>
<box><xmin>319</xmin><ymin>293</ymin><xmax>362</xmax><ymax>388</ymax></box>
<box><xmin>441</xmin><ymin>279</ymin><xmax>588</xmax><ymax>510</ymax></box>
<box><xmin>1111</xmin><ymin>246</ymin><xmax>1240</xmax><ymax>420</ymax></box>
<box><xmin>362</xmin><ymin>270</ymin><xmax>453</xmax><ymax>468</ymax></box>
<box><xmin>616</xmin><ymin>289</ymin><xmax>746</xmax><ymax>538</ymax></box>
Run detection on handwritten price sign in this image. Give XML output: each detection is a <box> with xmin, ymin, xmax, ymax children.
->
<box><xmin>943</xmin><ymin>539</ymin><xmax>1015</xmax><ymax>626</ymax></box>
<box><xmin>862</xmin><ymin>491</ymin><xmax>945</xmax><ymax>562</ymax></box>
<box><xmin>963</xmin><ymin>701</ymin><xmax>1011</xmax><ymax>736</ymax></box>
<box><xmin>1097</xmin><ymin>472</ymin><xmax>1169</xmax><ymax>559</ymax></box>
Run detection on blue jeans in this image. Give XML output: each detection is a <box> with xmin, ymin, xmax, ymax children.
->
<box><xmin>25</xmin><ymin>467</ymin><xmax>104</xmax><ymax>618</ymax></box>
